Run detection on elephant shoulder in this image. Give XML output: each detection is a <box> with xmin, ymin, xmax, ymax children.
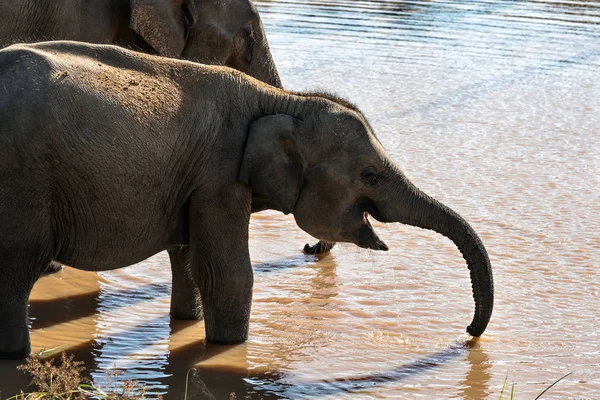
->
<box><xmin>0</xmin><ymin>43</ymin><xmax>58</xmax><ymax>77</ymax></box>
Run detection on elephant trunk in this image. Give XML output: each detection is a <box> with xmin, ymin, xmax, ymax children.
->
<box><xmin>251</xmin><ymin>21</ymin><xmax>283</xmax><ymax>89</ymax></box>
<box><xmin>252</xmin><ymin>55</ymin><xmax>282</xmax><ymax>89</ymax></box>
<box><xmin>381</xmin><ymin>172</ymin><xmax>494</xmax><ymax>337</ymax></box>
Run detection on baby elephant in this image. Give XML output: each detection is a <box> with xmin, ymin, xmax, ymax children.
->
<box><xmin>0</xmin><ymin>41</ymin><xmax>493</xmax><ymax>359</ymax></box>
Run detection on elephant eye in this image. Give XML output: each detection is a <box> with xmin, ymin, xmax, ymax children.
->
<box><xmin>242</xmin><ymin>28</ymin><xmax>253</xmax><ymax>38</ymax></box>
<box><xmin>241</xmin><ymin>28</ymin><xmax>255</xmax><ymax>64</ymax></box>
<box><xmin>361</xmin><ymin>166</ymin><xmax>379</xmax><ymax>186</ymax></box>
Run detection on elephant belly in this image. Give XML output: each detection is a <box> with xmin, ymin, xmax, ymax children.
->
<box><xmin>56</xmin><ymin>229</ymin><xmax>179</xmax><ymax>272</ymax></box>
<box><xmin>57</xmin><ymin>246</ymin><xmax>165</xmax><ymax>272</ymax></box>
<box><xmin>54</xmin><ymin>202</ymin><xmax>187</xmax><ymax>272</ymax></box>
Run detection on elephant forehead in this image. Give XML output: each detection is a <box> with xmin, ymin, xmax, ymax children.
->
<box><xmin>332</xmin><ymin>133</ymin><xmax>385</xmax><ymax>160</ymax></box>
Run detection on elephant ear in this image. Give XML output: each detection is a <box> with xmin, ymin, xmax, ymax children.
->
<box><xmin>130</xmin><ymin>0</ymin><xmax>196</xmax><ymax>58</ymax></box>
<box><xmin>239</xmin><ymin>114</ymin><xmax>304</xmax><ymax>215</ymax></box>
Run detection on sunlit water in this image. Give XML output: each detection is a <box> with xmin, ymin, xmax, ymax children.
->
<box><xmin>1</xmin><ymin>0</ymin><xmax>599</xmax><ymax>398</ymax></box>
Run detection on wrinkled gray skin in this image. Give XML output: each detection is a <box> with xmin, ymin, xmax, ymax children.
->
<box><xmin>0</xmin><ymin>0</ymin><xmax>331</xmax><ymax>293</ymax></box>
<box><xmin>0</xmin><ymin>0</ymin><xmax>281</xmax><ymax>88</ymax></box>
<box><xmin>0</xmin><ymin>42</ymin><xmax>493</xmax><ymax>358</ymax></box>
<box><xmin>0</xmin><ymin>0</ymin><xmax>287</xmax><ymax>314</ymax></box>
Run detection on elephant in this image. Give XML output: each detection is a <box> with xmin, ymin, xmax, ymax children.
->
<box><xmin>0</xmin><ymin>0</ymin><xmax>290</xmax><ymax>291</ymax></box>
<box><xmin>0</xmin><ymin>41</ymin><xmax>493</xmax><ymax>359</ymax></box>
<box><xmin>0</xmin><ymin>0</ymin><xmax>281</xmax><ymax>88</ymax></box>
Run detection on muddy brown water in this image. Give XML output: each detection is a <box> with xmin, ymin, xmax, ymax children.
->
<box><xmin>1</xmin><ymin>0</ymin><xmax>599</xmax><ymax>398</ymax></box>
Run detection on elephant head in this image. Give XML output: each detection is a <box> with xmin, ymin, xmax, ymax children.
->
<box><xmin>239</xmin><ymin>94</ymin><xmax>494</xmax><ymax>336</ymax></box>
<box><xmin>130</xmin><ymin>0</ymin><xmax>282</xmax><ymax>88</ymax></box>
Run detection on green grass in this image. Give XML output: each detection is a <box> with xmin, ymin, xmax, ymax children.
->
<box><xmin>498</xmin><ymin>374</ymin><xmax>515</xmax><ymax>400</ymax></box>
<box><xmin>498</xmin><ymin>371</ymin><xmax>572</xmax><ymax>400</ymax></box>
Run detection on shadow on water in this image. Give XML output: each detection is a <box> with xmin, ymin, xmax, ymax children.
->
<box><xmin>253</xmin><ymin>254</ymin><xmax>322</xmax><ymax>274</ymax></box>
<box><xmin>28</xmin><ymin>283</ymin><xmax>171</xmax><ymax>330</ymax></box>
<box><xmin>169</xmin><ymin>339</ymin><xmax>490</xmax><ymax>399</ymax></box>
<box><xmin>41</xmin><ymin>335</ymin><xmax>486</xmax><ymax>399</ymax></box>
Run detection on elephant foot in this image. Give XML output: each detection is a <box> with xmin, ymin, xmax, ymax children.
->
<box><xmin>304</xmin><ymin>240</ymin><xmax>336</xmax><ymax>255</ymax></box>
<box><xmin>41</xmin><ymin>261</ymin><xmax>63</xmax><ymax>275</ymax></box>
<box><xmin>204</xmin><ymin>311</ymin><xmax>249</xmax><ymax>345</ymax></box>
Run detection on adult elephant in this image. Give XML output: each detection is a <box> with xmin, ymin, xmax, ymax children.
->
<box><xmin>0</xmin><ymin>41</ymin><xmax>493</xmax><ymax>358</ymax></box>
<box><xmin>0</xmin><ymin>0</ymin><xmax>281</xmax><ymax>88</ymax></box>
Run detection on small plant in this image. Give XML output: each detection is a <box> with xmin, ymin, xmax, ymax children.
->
<box><xmin>7</xmin><ymin>352</ymin><xmax>161</xmax><ymax>400</ymax></box>
<box><xmin>13</xmin><ymin>352</ymin><xmax>86</xmax><ymax>399</ymax></box>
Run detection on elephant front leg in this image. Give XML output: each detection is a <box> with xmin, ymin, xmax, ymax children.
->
<box><xmin>189</xmin><ymin>191</ymin><xmax>253</xmax><ymax>344</ymax></box>
<box><xmin>0</xmin><ymin>258</ymin><xmax>40</xmax><ymax>359</ymax></box>
<box><xmin>0</xmin><ymin>295</ymin><xmax>32</xmax><ymax>359</ymax></box>
<box><xmin>168</xmin><ymin>246</ymin><xmax>203</xmax><ymax>320</ymax></box>
<box><xmin>0</xmin><ymin>304</ymin><xmax>31</xmax><ymax>359</ymax></box>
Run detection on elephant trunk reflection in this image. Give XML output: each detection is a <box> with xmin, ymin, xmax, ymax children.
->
<box><xmin>378</xmin><ymin>168</ymin><xmax>494</xmax><ymax>337</ymax></box>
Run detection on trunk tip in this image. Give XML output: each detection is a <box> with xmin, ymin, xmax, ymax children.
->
<box><xmin>466</xmin><ymin>323</ymin><xmax>486</xmax><ymax>337</ymax></box>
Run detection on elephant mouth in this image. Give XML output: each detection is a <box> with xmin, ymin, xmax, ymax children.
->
<box><xmin>357</xmin><ymin>212</ymin><xmax>388</xmax><ymax>251</ymax></box>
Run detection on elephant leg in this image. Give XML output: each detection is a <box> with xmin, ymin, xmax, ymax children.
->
<box><xmin>304</xmin><ymin>240</ymin><xmax>336</xmax><ymax>255</ymax></box>
<box><xmin>0</xmin><ymin>255</ymin><xmax>43</xmax><ymax>359</ymax></box>
<box><xmin>168</xmin><ymin>246</ymin><xmax>203</xmax><ymax>320</ymax></box>
<box><xmin>189</xmin><ymin>191</ymin><xmax>253</xmax><ymax>344</ymax></box>
<box><xmin>0</xmin><ymin>302</ymin><xmax>30</xmax><ymax>359</ymax></box>
<box><xmin>41</xmin><ymin>261</ymin><xmax>63</xmax><ymax>276</ymax></box>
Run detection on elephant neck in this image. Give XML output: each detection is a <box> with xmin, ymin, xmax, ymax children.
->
<box><xmin>258</xmin><ymin>89</ymin><xmax>307</xmax><ymax>120</ymax></box>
